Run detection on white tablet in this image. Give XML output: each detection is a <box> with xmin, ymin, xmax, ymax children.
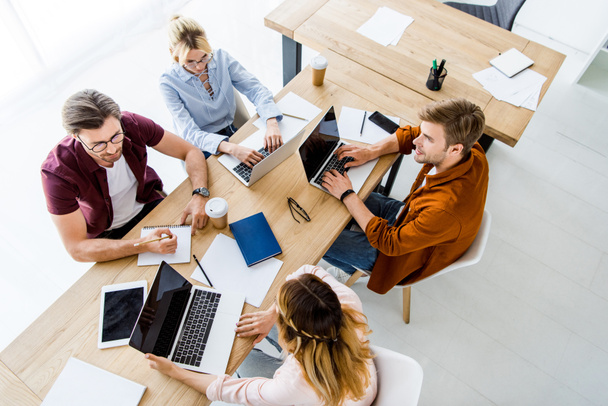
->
<box><xmin>98</xmin><ymin>280</ymin><xmax>147</xmax><ymax>349</ymax></box>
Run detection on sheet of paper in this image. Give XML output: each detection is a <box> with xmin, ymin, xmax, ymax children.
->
<box><xmin>338</xmin><ymin>106</ymin><xmax>400</xmax><ymax>144</ymax></box>
<box><xmin>192</xmin><ymin>233</ymin><xmax>282</xmax><ymax>307</ymax></box>
<box><xmin>253</xmin><ymin>91</ymin><xmax>322</xmax><ymax>140</ymax></box>
<box><xmin>137</xmin><ymin>225</ymin><xmax>191</xmax><ymax>266</ymax></box>
<box><xmin>473</xmin><ymin>67</ymin><xmax>546</xmax><ymax>111</ymax></box>
<box><xmin>356</xmin><ymin>7</ymin><xmax>414</xmax><ymax>47</ymax></box>
<box><xmin>41</xmin><ymin>357</ymin><xmax>146</xmax><ymax>406</ymax></box>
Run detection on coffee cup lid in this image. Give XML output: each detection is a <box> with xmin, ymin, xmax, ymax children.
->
<box><xmin>310</xmin><ymin>55</ymin><xmax>328</xmax><ymax>69</ymax></box>
<box><xmin>205</xmin><ymin>197</ymin><xmax>228</xmax><ymax>217</ymax></box>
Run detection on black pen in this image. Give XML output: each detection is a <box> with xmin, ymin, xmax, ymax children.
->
<box><xmin>359</xmin><ymin>111</ymin><xmax>367</xmax><ymax>137</ymax></box>
<box><xmin>193</xmin><ymin>254</ymin><xmax>213</xmax><ymax>288</ymax></box>
<box><xmin>437</xmin><ymin>59</ymin><xmax>446</xmax><ymax>75</ymax></box>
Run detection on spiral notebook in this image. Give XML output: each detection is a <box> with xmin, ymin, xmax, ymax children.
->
<box><xmin>137</xmin><ymin>225</ymin><xmax>191</xmax><ymax>266</ymax></box>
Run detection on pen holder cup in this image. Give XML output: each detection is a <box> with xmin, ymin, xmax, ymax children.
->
<box><xmin>425</xmin><ymin>67</ymin><xmax>447</xmax><ymax>91</ymax></box>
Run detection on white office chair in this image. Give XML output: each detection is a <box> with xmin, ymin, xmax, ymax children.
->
<box><xmin>371</xmin><ymin>345</ymin><xmax>423</xmax><ymax>406</ymax></box>
<box><xmin>346</xmin><ymin>210</ymin><xmax>492</xmax><ymax>323</ymax></box>
<box><xmin>232</xmin><ymin>87</ymin><xmax>251</xmax><ymax>129</ymax></box>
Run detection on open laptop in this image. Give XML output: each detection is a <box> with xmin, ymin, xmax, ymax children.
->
<box><xmin>298</xmin><ymin>106</ymin><xmax>378</xmax><ymax>194</ymax></box>
<box><xmin>129</xmin><ymin>261</ymin><xmax>244</xmax><ymax>375</ymax></box>
<box><xmin>218</xmin><ymin>128</ymin><xmax>306</xmax><ymax>187</ymax></box>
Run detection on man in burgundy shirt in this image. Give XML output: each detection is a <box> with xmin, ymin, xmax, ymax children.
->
<box><xmin>41</xmin><ymin>89</ymin><xmax>210</xmax><ymax>262</ymax></box>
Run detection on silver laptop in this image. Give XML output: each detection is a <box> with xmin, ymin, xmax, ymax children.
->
<box><xmin>218</xmin><ymin>128</ymin><xmax>306</xmax><ymax>187</ymax></box>
<box><xmin>129</xmin><ymin>261</ymin><xmax>244</xmax><ymax>375</ymax></box>
<box><xmin>298</xmin><ymin>106</ymin><xmax>378</xmax><ymax>194</ymax></box>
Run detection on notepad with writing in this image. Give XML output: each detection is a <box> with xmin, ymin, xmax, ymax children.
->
<box><xmin>229</xmin><ymin>212</ymin><xmax>281</xmax><ymax>266</ymax></box>
<box><xmin>137</xmin><ymin>224</ymin><xmax>191</xmax><ymax>266</ymax></box>
<box><xmin>490</xmin><ymin>48</ymin><xmax>534</xmax><ymax>77</ymax></box>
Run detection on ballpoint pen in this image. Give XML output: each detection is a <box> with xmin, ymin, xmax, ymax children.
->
<box><xmin>133</xmin><ymin>235</ymin><xmax>171</xmax><ymax>247</ymax></box>
<box><xmin>193</xmin><ymin>254</ymin><xmax>214</xmax><ymax>287</ymax></box>
<box><xmin>359</xmin><ymin>111</ymin><xmax>367</xmax><ymax>137</ymax></box>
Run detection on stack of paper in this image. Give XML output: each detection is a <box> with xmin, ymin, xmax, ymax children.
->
<box><xmin>253</xmin><ymin>92</ymin><xmax>322</xmax><ymax>141</ymax></box>
<box><xmin>356</xmin><ymin>7</ymin><xmax>414</xmax><ymax>46</ymax></box>
<box><xmin>193</xmin><ymin>233</ymin><xmax>282</xmax><ymax>307</ymax></box>
<box><xmin>473</xmin><ymin>67</ymin><xmax>547</xmax><ymax>111</ymax></box>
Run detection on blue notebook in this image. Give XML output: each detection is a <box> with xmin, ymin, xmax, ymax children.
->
<box><xmin>229</xmin><ymin>212</ymin><xmax>282</xmax><ymax>266</ymax></box>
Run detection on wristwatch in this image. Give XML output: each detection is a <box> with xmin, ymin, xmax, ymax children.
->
<box><xmin>340</xmin><ymin>189</ymin><xmax>356</xmax><ymax>202</ymax></box>
<box><xmin>192</xmin><ymin>187</ymin><xmax>210</xmax><ymax>198</ymax></box>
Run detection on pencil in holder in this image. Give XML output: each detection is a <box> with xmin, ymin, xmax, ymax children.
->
<box><xmin>426</xmin><ymin>67</ymin><xmax>447</xmax><ymax>91</ymax></box>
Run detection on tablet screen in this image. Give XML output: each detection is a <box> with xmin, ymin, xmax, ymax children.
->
<box><xmin>98</xmin><ymin>281</ymin><xmax>147</xmax><ymax>349</ymax></box>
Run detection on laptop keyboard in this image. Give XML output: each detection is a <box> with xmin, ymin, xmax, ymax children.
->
<box><xmin>233</xmin><ymin>148</ymin><xmax>271</xmax><ymax>183</ymax></box>
<box><xmin>173</xmin><ymin>289</ymin><xmax>221</xmax><ymax>367</ymax></box>
<box><xmin>313</xmin><ymin>143</ymin><xmax>354</xmax><ymax>186</ymax></box>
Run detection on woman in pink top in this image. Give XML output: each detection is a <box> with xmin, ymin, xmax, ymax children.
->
<box><xmin>145</xmin><ymin>265</ymin><xmax>377</xmax><ymax>405</ymax></box>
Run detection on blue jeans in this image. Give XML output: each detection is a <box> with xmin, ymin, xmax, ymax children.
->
<box><xmin>322</xmin><ymin>193</ymin><xmax>405</xmax><ymax>275</ymax></box>
<box><xmin>237</xmin><ymin>325</ymin><xmax>283</xmax><ymax>379</ymax></box>
<box><xmin>203</xmin><ymin>123</ymin><xmax>237</xmax><ymax>159</ymax></box>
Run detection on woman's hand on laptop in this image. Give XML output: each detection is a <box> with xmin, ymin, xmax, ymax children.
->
<box><xmin>264</xmin><ymin>118</ymin><xmax>283</xmax><ymax>153</ymax></box>
<box><xmin>335</xmin><ymin>144</ymin><xmax>371</xmax><ymax>168</ymax></box>
<box><xmin>231</xmin><ymin>144</ymin><xmax>265</xmax><ymax>168</ymax></box>
<box><xmin>235</xmin><ymin>304</ymin><xmax>279</xmax><ymax>345</ymax></box>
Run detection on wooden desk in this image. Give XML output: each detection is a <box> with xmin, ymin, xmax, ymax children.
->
<box><xmin>265</xmin><ymin>0</ymin><xmax>565</xmax><ymax>147</ymax></box>
<box><xmin>0</xmin><ymin>51</ymin><xmax>427</xmax><ymax>405</ymax></box>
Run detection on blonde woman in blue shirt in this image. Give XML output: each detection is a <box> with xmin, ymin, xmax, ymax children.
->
<box><xmin>161</xmin><ymin>15</ymin><xmax>283</xmax><ymax>167</ymax></box>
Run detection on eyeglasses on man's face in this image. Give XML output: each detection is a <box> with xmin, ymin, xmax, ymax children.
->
<box><xmin>77</xmin><ymin>131</ymin><xmax>125</xmax><ymax>153</ymax></box>
<box><xmin>184</xmin><ymin>52</ymin><xmax>213</xmax><ymax>70</ymax></box>
<box><xmin>287</xmin><ymin>197</ymin><xmax>311</xmax><ymax>223</ymax></box>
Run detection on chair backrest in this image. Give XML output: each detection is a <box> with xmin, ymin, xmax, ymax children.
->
<box><xmin>445</xmin><ymin>0</ymin><xmax>526</xmax><ymax>31</ymax></box>
<box><xmin>232</xmin><ymin>87</ymin><xmax>251</xmax><ymax>128</ymax></box>
<box><xmin>371</xmin><ymin>345</ymin><xmax>423</xmax><ymax>406</ymax></box>
<box><xmin>412</xmin><ymin>209</ymin><xmax>492</xmax><ymax>286</ymax></box>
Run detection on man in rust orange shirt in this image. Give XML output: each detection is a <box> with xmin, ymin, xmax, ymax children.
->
<box><xmin>322</xmin><ymin>98</ymin><xmax>489</xmax><ymax>294</ymax></box>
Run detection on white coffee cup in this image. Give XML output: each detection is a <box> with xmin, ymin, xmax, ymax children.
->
<box><xmin>205</xmin><ymin>197</ymin><xmax>229</xmax><ymax>229</ymax></box>
<box><xmin>310</xmin><ymin>55</ymin><xmax>329</xmax><ymax>86</ymax></box>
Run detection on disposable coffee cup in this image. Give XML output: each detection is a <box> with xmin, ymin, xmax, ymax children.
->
<box><xmin>311</xmin><ymin>55</ymin><xmax>328</xmax><ymax>86</ymax></box>
<box><xmin>205</xmin><ymin>197</ymin><xmax>228</xmax><ymax>229</ymax></box>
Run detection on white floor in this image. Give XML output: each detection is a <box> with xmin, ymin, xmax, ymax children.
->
<box><xmin>1</xmin><ymin>1</ymin><xmax>607</xmax><ymax>405</ymax></box>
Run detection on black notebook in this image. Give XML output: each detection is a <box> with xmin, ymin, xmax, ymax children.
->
<box><xmin>229</xmin><ymin>212</ymin><xmax>282</xmax><ymax>266</ymax></box>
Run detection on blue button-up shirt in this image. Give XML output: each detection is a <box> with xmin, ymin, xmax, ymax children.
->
<box><xmin>159</xmin><ymin>48</ymin><xmax>282</xmax><ymax>154</ymax></box>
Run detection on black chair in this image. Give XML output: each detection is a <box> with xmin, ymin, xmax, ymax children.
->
<box><xmin>444</xmin><ymin>0</ymin><xmax>527</xmax><ymax>152</ymax></box>
<box><xmin>444</xmin><ymin>0</ymin><xmax>526</xmax><ymax>31</ymax></box>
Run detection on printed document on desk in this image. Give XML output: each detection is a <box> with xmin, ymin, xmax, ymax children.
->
<box><xmin>193</xmin><ymin>233</ymin><xmax>282</xmax><ymax>307</ymax></box>
<box><xmin>253</xmin><ymin>91</ymin><xmax>322</xmax><ymax>140</ymax></box>
<box><xmin>357</xmin><ymin>7</ymin><xmax>413</xmax><ymax>46</ymax></box>
<box><xmin>338</xmin><ymin>106</ymin><xmax>400</xmax><ymax>144</ymax></box>
<box><xmin>473</xmin><ymin>67</ymin><xmax>546</xmax><ymax>111</ymax></box>
<box><xmin>41</xmin><ymin>357</ymin><xmax>146</xmax><ymax>406</ymax></box>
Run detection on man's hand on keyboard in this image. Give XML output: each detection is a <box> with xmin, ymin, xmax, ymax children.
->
<box><xmin>335</xmin><ymin>144</ymin><xmax>371</xmax><ymax>168</ymax></box>
<box><xmin>231</xmin><ymin>144</ymin><xmax>264</xmax><ymax>168</ymax></box>
<box><xmin>321</xmin><ymin>169</ymin><xmax>354</xmax><ymax>201</ymax></box>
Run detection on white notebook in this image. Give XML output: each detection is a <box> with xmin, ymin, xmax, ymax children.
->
<box><xmin>137</xmin><ymin>224</ymin><xmax>191</xmax><ymax>266</ymax></box>
<box><xmin>490</xmin><ymin>48</ymin><xmax>534</xmax><ymax>77</ymax></box>
<box><xmin>41</xmin><ymin>357</ymin><xmax>146</xmax><ymax>406</ymax></box>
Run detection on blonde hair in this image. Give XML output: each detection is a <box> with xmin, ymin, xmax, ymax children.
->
<box><xmin>167</xmin><ymin>15</ymin><xmax>213</xmax><ymax>64</ymax></box>
<box><xmin>277</xmin><ymin>273</ymin><xmax>373</xmax><ymax>406</ymax></box>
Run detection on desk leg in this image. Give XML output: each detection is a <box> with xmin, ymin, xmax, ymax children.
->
<box><xmin>375</xmin><ymin>154</ymin><xmax>404</xmax><ymax>197</ymax></box>
<box><xmin>479</xmin><ymin>134</ymin><xmax>494</xmax><ymax>152</ymax></box>
<box><xmin>282</xmin><ymin>35</ymin><xmax>302</xmax><ymax>86</ymax></box>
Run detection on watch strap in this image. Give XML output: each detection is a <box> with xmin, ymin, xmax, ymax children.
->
<box><xmin>340</xmin><ymin>189</ymin><xmax>355</xmax><ymax>202</ymax></box>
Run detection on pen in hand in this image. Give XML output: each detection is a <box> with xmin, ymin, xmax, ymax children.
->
<box><xmin>133</xmin><ymin>235</ymin><xmax>171</xmax><ymax>247</ymax></box>
<box><xmin>359</xmin><ymin>111</ymin><xmax>367</xmax><ymax>137</ymax></box>
<box><xmin>193</xmin><ymin>254</ymin><xmax>214</xmax><ymax>288</ymax></box>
